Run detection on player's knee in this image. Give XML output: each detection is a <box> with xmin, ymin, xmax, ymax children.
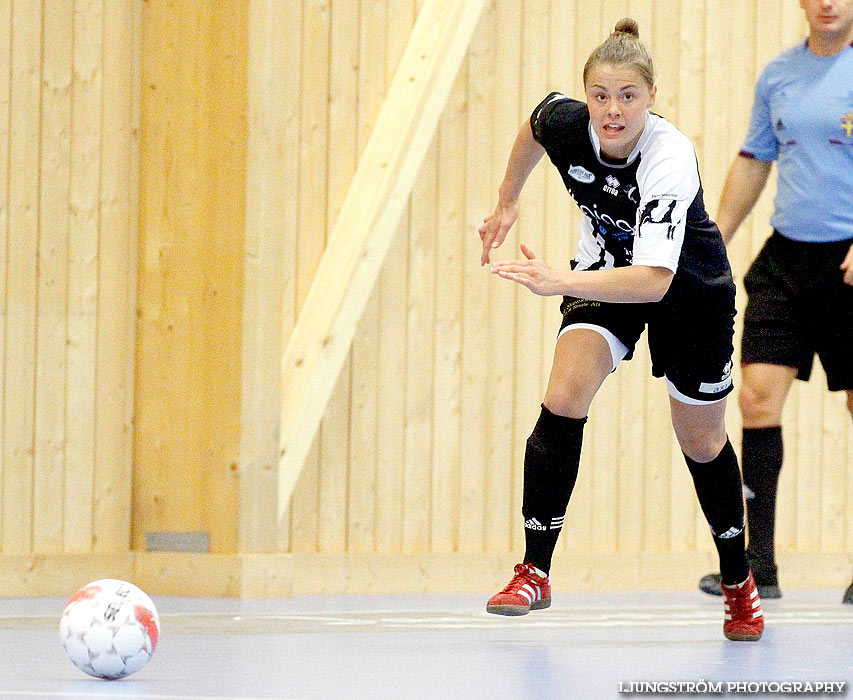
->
<box><xmin>543</xmin><ymin>379</ymin><xmax>594</xmax><ymax>419</ymax></box>
<box><xmin>542</xmin><ymin>396</ymin><xmax>588</xmax><ymax>420</ymax></box>
<box><xmin>677</xmin><ymin>424</ymin><xmax>727</xmax><ymax>463</ymax></box>
<box><xmin>738</xmin><ymin>381</ymin><xmax>781</xmax><ymax>425</ymax></box>
<box><xmin>680</xmin><ymin>440</ymin><xmax>727</xmax><ymax>465</ymax></box>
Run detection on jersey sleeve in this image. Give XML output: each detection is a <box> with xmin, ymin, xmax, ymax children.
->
<box><xmin>632</xmin><ymin>141</ymin><xmax>700</xmax><ymax>273</ymax></box>
<box><xmin>739</xmin><ymin>68</ymin><xmax>779</xmax><ymax>162</ymax></box>
<box><xmin>530</xmin><ymin>92</ymin><xmax>586</xmax><ymax>156</ymax></box>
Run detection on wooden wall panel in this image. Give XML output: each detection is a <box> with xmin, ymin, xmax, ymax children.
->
<box><xmin>483</xmin><ymin>0</ymin><xmax>521</xmax><ymax>554</ymax></box>
<box><xmin>0</xmin><ymin>0</ymin><xmax>138</xmax><ymax>557</ymax></box>
<box><xmin>65</xmin><ymin>0</ymin><xmax>102</xmax><ymax>553</ymax></box>
<box><xmin>94</xmin><ymin>0</ymin><xmax>140</xmax><ymax>552</ymax></box>
<box><xmin>264</xmin><ymin>0</ymin><xmax>849</xmax><ymax>577</ymax></box>
<box><xmin>346</xmin><ymin>0</ymin><xmax>385</xmax><ymax>555</ymax></box>
<box><xmin>460</xmin><ymin>0</ymin><xmax>494</xmax><ymax>555</ymax></box>
<box><xmin>0</xmin><ymin>0</ymin><xmax>9</xmax><ymax>551</ymax></box>
<box><xmin>403</xmin><ymin>140</ymin><xmax>436</xmax><ymax>554</ymax></box>
<box><xmin>239</xmin><ymin>0</ymin><xmax>300</xmax><ymax>553</ymax></box>
<box><xmin>374</xmin><ymin>0</ymin><xmax>414</xmax><ymax>555</ymax></box>
<box><xmin>317</xmin><ymin>0</ymin><xmax>357</xmax><ymax>556</ymax></box>
<box><xmin>401</xmin><ymin>0</ymin><xmax>436</xmax><ymax>560</ymax></box>
<box><xmin>4</xmin><ymin>0</ymin><xmax>850</xmax><ymax>594</ymax></box>
<box><xmin>134</xmin><ymin>0</ymin><xmax>246</xmax><ymax>553</ymax></box>
<box><xmin>34</xmin><ymin>0</ymin><xmax>72</xmax><ymax>554</ymax></box>
<box><xmin>3</xmin><ymin>0</ymin><xmax>41</xmax><ymax>554</ymax></box>
<box><xmin>432</xmin><ymin>67</ymin><xmax>466</xmax><ymax>554</ymax></box>
<box><xmin>288</xmin><ymin>0</ymin><xmax>330</xmax><ymax>554</ymax></box>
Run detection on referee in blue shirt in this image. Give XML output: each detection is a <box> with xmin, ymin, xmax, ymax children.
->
<box><xmin>699</xmin><ymin>0</ymin><xmax>853</xmax><ymax>604</ymax></box>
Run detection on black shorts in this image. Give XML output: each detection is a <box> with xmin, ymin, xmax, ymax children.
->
<box><xmin>741</xmin><ymin>231</ymin><xmax>853</xmax><ymax>391</ymax></box>
<box><xmin>558</xmin><ymin>277</ymin><xmax>736</xmax><ymax>403</ymax></box>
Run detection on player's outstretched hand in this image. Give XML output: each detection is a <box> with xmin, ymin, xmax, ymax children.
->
<box><xmin>490</xmin><ymin>244</ymin><xmax>566</xmax><ymax>296</ymax></box>
<box><xmin>841</xmin><ymin>242</ymin><xmax>853</xmax><ymax>286</ymax></box>
<box><xmin>478</xmin><ymin>200</ymin><xmax>518</xmax><ymax>266</ymax></box>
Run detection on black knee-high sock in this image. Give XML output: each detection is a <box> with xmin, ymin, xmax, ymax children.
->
<box><xmin>741</xmin><ymin>426</ymin><xmax>783</xmax><ymax>569</ymax></box>
<box><xmin>522</xmin><ymin>405</ymin><xmax>586</xmax><ymax>575</ymax></box>
<box><xmin>684</xmin><ymin>439</ymin><xmax>749</xmax><ymax>585</ymax></box>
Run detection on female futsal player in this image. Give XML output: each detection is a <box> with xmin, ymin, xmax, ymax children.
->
<box><xmin>479</xmin><ymin>18</ymin><xmax>763</xmax><ymax>641</ymax></box>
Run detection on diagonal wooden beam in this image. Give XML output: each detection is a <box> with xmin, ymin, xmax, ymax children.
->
<box><xmin>277</xmin><ymin>0</ymin><xmax>485</xmax><ymax>519</ymax></box>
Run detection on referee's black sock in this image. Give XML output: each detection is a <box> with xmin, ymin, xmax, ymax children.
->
<box><xmin>522</xmin><ymin>405</ymin><xmax>586</xmax><ymax>576</ymax></box>
<box><xmin>684</xmin><ymin>439</ymin><xmax>749</xmax><ymax>585</ymax></box>
<box><xmin>741</xmin><ymin>426</ymin><xmax>783</xmax><ymax>571</ymax></box>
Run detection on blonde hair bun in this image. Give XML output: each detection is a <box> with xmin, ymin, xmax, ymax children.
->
<box><xmin>613</xmin><ymin>18</ymin><xmax>640</xmax><ymax>38</ymax></box>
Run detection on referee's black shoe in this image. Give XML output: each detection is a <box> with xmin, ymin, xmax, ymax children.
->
<box><xmin>843</xmin><ymin>578</ymin><xmax>853</xmax><ymax>605</ymax></box>
<box><xmin>699</xmin><ymin>551</ymin><xmax>782</xmax><ymax>599</ymax></box>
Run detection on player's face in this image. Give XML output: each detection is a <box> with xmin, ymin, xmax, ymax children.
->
<box><xmin>800</xmin><ymin>0</ymin><xmax>853</xmax><ymax>38</ymax></box>
<box><xmin>584</xmin><ymin>64</ymin><xmax>656</xmax><ymax>160</ymax></box>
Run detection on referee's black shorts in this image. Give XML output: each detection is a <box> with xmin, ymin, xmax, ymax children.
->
<box><xmin>741</xmin><ymin>231</ymin><xmax>853</xmax><ymax>392</ymax></box>
<box><xmin>557</xmin><ymin>274</ymin><xmax>736</xmax><ymax>404</ymax></box>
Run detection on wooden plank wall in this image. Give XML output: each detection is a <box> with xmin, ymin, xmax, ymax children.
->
<box><xmin>266</xmin><ymin>0</ymin><xmax>853</xmax><ymax>567</ymax></box>
<box><xmin>1</xmin><ymin>0</ymin><xmax>851</xmax><ymax>595</ymax></box>
<box><xmin>134</xmin><ymin>0</ymin><xmax>248</xmax><ymax>553</ymax></box>
<box><xmin>0</xmin><ymin>0</ymin><xmax>140</xmax><ymax>555</ymax></box>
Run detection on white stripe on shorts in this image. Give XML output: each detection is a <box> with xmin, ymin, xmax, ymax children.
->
<box><xmin>665</xmin><ymin>377</ymin><xmax>727</xmax><ymax>406</ymax></box>
<box><xmin>557</xmin><ymin>323</ymin><xmax>629</xmax><ymax>372</ymax></box>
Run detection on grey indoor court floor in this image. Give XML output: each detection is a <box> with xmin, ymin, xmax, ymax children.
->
<box><xmin>1</xmin><ymin>589</ymin><xmax>850</xmax><ymax>700</ymax></box>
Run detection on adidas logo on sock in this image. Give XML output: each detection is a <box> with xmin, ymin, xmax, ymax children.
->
<box><xmin>714</xmin><ymin>525</ymin><xmax>745</xmax><ymax>540</ymax></box>
<box><xmin>550</xmin><ymin>516</ymin><xmax>564</xmax><ymax>530</ymax></box>
<box><xmin>524</xmin><ymin>518</ymin><xmax>547</xmax><ymax>531</ymax></box>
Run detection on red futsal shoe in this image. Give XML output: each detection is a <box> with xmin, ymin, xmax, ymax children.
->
<box><xmin>721</xmin><ymin>571</ymin><xmax>764</xmax><ymax>641</ymax></box>
<box><xmin>486</xmin><ymin>563</ymin><xmax>551</xmax><ymax>616</ymax></box>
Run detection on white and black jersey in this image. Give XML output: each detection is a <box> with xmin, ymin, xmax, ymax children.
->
<box><xmin>530</xmin><ymin>93</ymin><xmax>732</xmax><ymax>296</ymax></box>
<box><xmin>532</xmin><ymin>93</ymin><xmax>737</xmax><ymax>403</ymax></box>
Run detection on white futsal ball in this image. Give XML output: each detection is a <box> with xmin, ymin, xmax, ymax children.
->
<box><xmin>59</xmin><ymin>579</ymin><xmax>160</xmax><ymax>680</ymax></box>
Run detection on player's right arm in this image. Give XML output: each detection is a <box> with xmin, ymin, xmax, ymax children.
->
<box><xmin>716</xmin><ymin>155</ymin><xmax>772</xmax><ymax>245</ymax></box>
<box><xmin>479</xmin><ymin>120</ymin><xmax>545</xmax><ymax>266</ymax></box>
